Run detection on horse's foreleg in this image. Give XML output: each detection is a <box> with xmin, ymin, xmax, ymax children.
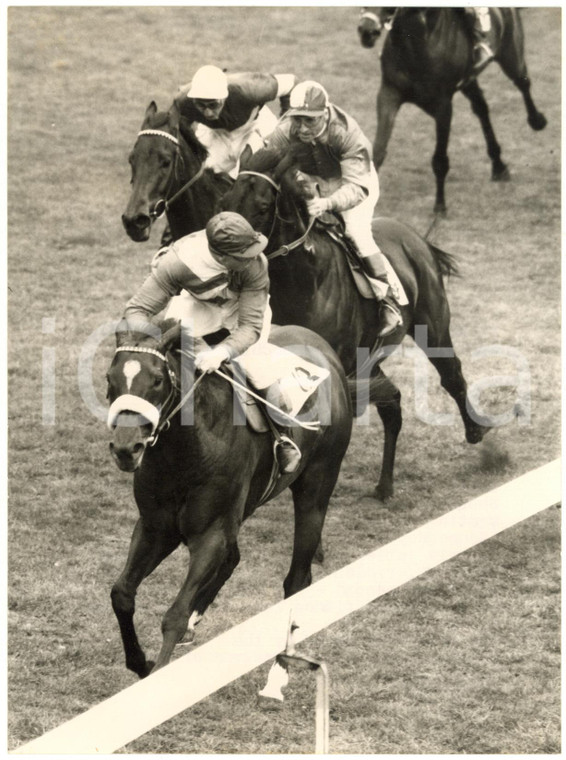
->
<box><xmin>431</xmin><ymin>100</ymin><xmax>453</xmax><ymax>215</ymax></box>
<box><xmin>460</xmin><ymin>80</ymin><xmax>509</xmax><ymax>181</ymax></box>
<box><xmin>153</xmin><ymin>520</ymin><xmax>229</xmax><ymax>671</ymax></box>
<box><xmin>111</xmin><ymin>518</ymin><xmax>180</xmax><ymax>678</ymax></box>
<box><xmin>374</xmin><ymin>84</ymin><xmax>402</xmax><ymax>168</ymax></box>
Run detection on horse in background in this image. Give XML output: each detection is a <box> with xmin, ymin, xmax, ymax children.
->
<box><xmin>106</xmin><ymin>319</ymin><xmax>352</xmax><ymax>677</ymax></box>
<box><xmin>221</xmin><ymin>148</ymin><xmax>492</xmax><ymax>500</ymax></box>
<box><xmin>122</xmin><ymin>102</ymin><xmax>232</xmax><ymax>243</ymax></box>
<box><xmin>357</xmin><ymin>8</ymin><xmax>547</xmax><ymax>214</ymax></box>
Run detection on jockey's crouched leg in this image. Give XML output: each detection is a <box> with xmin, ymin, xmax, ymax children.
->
<box><xmin>360</xmin><ymin>252</ymin><xmax>403</xmax><ymax>337</ymax></box>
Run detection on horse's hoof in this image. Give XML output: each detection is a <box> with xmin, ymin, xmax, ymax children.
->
<box><xmin>140</xmin><ymin>660</ymin><xmax>155</xmax><ymax>679</ymax></box>
<box><xmin>257</xmin><ymin>693</ymin><xmax>285</xmax><ymax>711</ymax></box>
<box><xmin>374</xmin><ymin>484</ymin><xmax>393</xmax><ymax>502</ymax></box>
<box><xmin>529</xmin><ymin>113</ymin><xmax>547</xmax><ymax>131</ymax></box>
<box><xmin>492</xmin><ymin>166</ymin><xmax>511</xmax><ymax>182</ymax></box>
<box><xmin>466</xmin><ymin>424</ymin><xmax>492</xmax><ymax>444</ymax></box>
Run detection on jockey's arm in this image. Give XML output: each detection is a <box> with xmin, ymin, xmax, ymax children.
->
<box><xmin>123</xmin><ymin>250</ymin><xmax>184</xmax><ymax>323</ymax></box>
<box><xmin>229</xmin><ymin>72</ymin><xmax>298</xmax><ymax>113</ymax></box>
<box><xmin>322</xmin><ymin>126</ymin><xmax>374</xmax><ymax>212</ymax></box>
<box><xmin>218</xmin><ymin>257</ymin><xmax>270</xmax><ymax>358</ymax></box>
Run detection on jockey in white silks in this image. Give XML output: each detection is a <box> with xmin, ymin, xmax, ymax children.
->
<box><xmin>173</xmin><ymin>65</ymin><xmax>298</xmax><ymax>178</ymax></box>
<box><xmin>123</xmin><ymin>211</ymin><xmax>302</xmax><ymax>473</ymax></box>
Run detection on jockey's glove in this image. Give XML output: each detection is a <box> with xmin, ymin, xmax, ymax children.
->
<box><xmin>195</xmin><ymin>345</ymin><xmax>231</xmax><ymax>374</ymax></box>
<box><xmin>306</xmin><ymin>196</ymin><xmax>332</xmax><ymax>218</ymax></box>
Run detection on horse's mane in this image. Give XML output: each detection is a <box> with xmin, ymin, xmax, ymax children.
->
<box><xmin>143</xmin><ymin>105</ymin><xmax>209</xmax><ymax>165</ymax></box>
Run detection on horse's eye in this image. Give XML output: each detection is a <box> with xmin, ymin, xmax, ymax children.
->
<box><xmin>160</xmin><ymin>158</ymin><xmax>172</xmax><ymax>169</ymax></box>
<box><xmin>154</xmin><ymin>377</ymin><xmax>163</xmax><ymax>388</ymax></box>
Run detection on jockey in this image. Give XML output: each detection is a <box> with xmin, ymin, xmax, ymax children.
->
<box><xmin>123</xmin><ymin>211</ymin><xmax>302</xmax><ymax>473</ymax></box>
<box><xmin>172</xmin><ymin>65</ymin><xmax>298</xmax><ymax>177</ymax></box>
<box><xmin>265</xmin><ymin>80</ymin><xmax>402</xmax><ymax>338</ymax></box>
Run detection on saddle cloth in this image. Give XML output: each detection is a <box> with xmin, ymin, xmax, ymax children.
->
<box><xmin>232</xmin><ymin>341</ymin><xmax>330</xmax><ymax>422</ymax></box>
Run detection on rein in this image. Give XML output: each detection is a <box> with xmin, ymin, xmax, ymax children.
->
<box><xmin>237</xmin><ymin>169</ymin><xmax>317</xmax><ymax>261</ymax></box>
<box><xmin>137</xmin><ymin>129</ymin><xmax>207</xmax><ymax>220</ymax></box>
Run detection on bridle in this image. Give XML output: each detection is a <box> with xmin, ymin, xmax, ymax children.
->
<box><xmin>136</xmin><ymin>129</ymin><xmax>207</xmax><ymax>221</ymax></box>
<box><xmin>237</xmin><ymin>170</ymin><xmax>316</xmax><ymax>261</ymax></box>
<box><xmin>109</xmin><ymin>345</ymin><xmax>205</xmax><ymax>447</ymax></box>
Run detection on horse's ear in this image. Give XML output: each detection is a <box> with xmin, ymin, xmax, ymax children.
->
<box><xmin>168</xmin><ymin>104</ymin><xmax>180</xmax><ymax>131</ymax></box>
<box><xmin>142</xmin><ymin>101</ymin><xmax>158</xmax><ymax>128</ymax></box>
<box><xmin>239</xmin><ymin>144</ymin><xmax>253</xmax><ymax>171</ymax></box>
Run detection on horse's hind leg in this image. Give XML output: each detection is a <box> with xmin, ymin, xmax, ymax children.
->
<box><xmin>412</xmin><ymin>317</ymin><xmax>492</xmax><ymax>444</ymax></box>
<box><xmin>460</xmin><ymin>80</ymin><xmax>509</xmax><ymax>181</ymax></box>
<box><xmin>260</xmin><ymin>461</ymin><xmax>339</xmax><ymax>705</ymax></box>
<box><xmin>111</xmin><ymin>518</ymin><xmax>180</xmax><ymax>678</ymax></box>
<box><xmin>184</xmin><ymin>542</ymin><xmax>241</xmax><ymax>641</ymax></box>
<box><xmin>371</xmin><ymin>372</ymin><xmax>402</xmax><ymax>501</ymax></box>
<box><xmin>496</xmin><ymin>14</ymin><xmax>547</xmax><ymax>131</ymax></box>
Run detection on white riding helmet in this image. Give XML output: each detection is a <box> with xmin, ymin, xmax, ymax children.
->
<box><xmin>187</xmin><ymin>65</ymin><xmax>229</xmax><ymax>100</ymax></box>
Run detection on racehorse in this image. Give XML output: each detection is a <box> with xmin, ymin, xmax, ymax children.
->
<box><xmin>106</xmin><ymin>319</ymin><xmax>352</xmax><ymax>677</ymax></box>
<box><xmin>122</xmin><ymin>102</ymin><xmax>232</xmax><ymax>243</ymax></box>
<box><xmin>220</xmin><ymin>148</ymin><xmax>491</xmax><ymax>500</ymax></box>
<box><xmin>357</xmin><ymin>8</ymin><xmax>547</xmax><ymax>214</ymax></box>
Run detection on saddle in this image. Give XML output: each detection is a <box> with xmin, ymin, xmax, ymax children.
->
<box><xmin>314</xmin><ymin>212</ymin><xmax>378</xmax><ymax>300</ymax></box>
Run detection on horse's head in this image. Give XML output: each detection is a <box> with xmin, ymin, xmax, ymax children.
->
<box><xmin>221</xmin><ymin>146</ymin><xmax>306</xmax><ymax>238</ymax></box>
<box><xmin>357</xmin><ymin>7</ymin><xmax>395</xmax><ymax>48</ymax></box>
<box><xmin>122</xmin><ymin>102</ymin><xmax>210</xmax><ymax>242</ymax></box>
<box><xmin>106</xmin><ymin>319</ymin><xmax>182</xmax><ymax>471</ymax></box>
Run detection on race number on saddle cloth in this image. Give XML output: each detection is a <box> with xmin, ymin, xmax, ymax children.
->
<box><xmin>173</xmin><ymin>66</ymin><xmax>298</xmax><ymax>178</ymax></box>
<box><xmin>232</xmin><ymin>342</ymin><xmax>331</xmax><ymax>421</ymax></box>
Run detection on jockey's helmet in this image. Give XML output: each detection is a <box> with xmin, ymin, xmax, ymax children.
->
<box><xmin>288</xmin><ymin>81</ymin><xmax>329</xmax><ymax>116</ymax></box>
<box><xmin>206</xmin><ymin>212</ymin><xmax>267</xmax><ymax>259</ymax></box>
<box><xmin>187</xmin><ymin>65</ymin><xmax>229</xmax><ymax>100</ymax></box>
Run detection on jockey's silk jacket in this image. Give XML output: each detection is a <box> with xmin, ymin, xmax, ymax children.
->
<box><xmin>173</xmin><ymin>72</ymin><xmax>297</xmax><ymax>131</ymax></box>
<box><xmin>124</xmin><ymin>230</ymin><xmax>270</xmax><ymax>358</ymax></box>
<box><xmin>266</xmin><ymin>104</ymin><xmax>374</xmax><ymax>212</ymax></box>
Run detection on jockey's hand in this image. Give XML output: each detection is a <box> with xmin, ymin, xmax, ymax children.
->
<box><xmin>306</xmin><ymin>197</ymin><xmax>331</xmax><ymax>218</ymax></box>
<box><xmin>194</xmin><ymin>345</ymin><xmax>230</xmax><ymax>374</ymax></box>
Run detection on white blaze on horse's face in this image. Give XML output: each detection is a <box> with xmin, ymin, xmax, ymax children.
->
<box><xmin>123</xmin><ymin>360</ymin><xmax>142</xmax><ymax>392</ymax></box>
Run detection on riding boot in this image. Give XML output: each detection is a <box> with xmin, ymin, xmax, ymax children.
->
<box><xmin>360</xmin><ymin>254</ymin><xmax>403</xmax><ymax>337</ymax></box>
<box><xmin>275</xmin><ymin>434</ymin><xmax>302</xmax><ymax>474</ymax></box>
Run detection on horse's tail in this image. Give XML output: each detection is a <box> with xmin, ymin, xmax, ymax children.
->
<box><xmin>427</xmin><ymin>242</ymin><xmax>460</xmax><ymax>279</ymax></box>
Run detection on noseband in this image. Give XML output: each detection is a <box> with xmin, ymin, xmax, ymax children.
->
<box><xmin>137</xmin><ymin>129</ymin><xmax>207</xmax><ymax>220</ymax></box>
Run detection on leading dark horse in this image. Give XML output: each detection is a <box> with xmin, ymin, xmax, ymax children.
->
<box><xmin>357</xmin><ymin>8</ymin><xmax>547</xmax><ymax>213</ymax></box>
<box><xmin>122</xmin><ymin>102</ymin><xmax>232</xmax><ymax>243</ymax></box>
<box><xmin>221</xmin><ymin>149</ymin><xmax>491</xmax><ymax>500</ymax></box>
<box><xmin>106</xmin><ymin>319</ymin><xmax>352</xmax><ymax>677</ymax></box>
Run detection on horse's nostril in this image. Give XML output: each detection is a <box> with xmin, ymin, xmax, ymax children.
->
<box><xmin>132</xmin><ymin>443</ymin><xmax>145</xmax><ymax>456</ymax></box>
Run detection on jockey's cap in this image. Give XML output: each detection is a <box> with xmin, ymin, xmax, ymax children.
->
<box><xmin>206</xmin><ymin>212</ymin><xmax>268</xmax><ymax>259</ymax></box>
<box><xmin>187</xmin><ymin>65</ymin><xmax>229</xmax><ymax>100</ymax></box>
<box><xmin>288</xmin><ymin>81</ymin><xmax>329</xmax><ymax>117</ymax></box>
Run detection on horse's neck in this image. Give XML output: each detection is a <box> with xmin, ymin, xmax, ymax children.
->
<box><xmin>166</xmin><ymin>145</ymin><xmax>221</xmax><ymax>239</ymax></box>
